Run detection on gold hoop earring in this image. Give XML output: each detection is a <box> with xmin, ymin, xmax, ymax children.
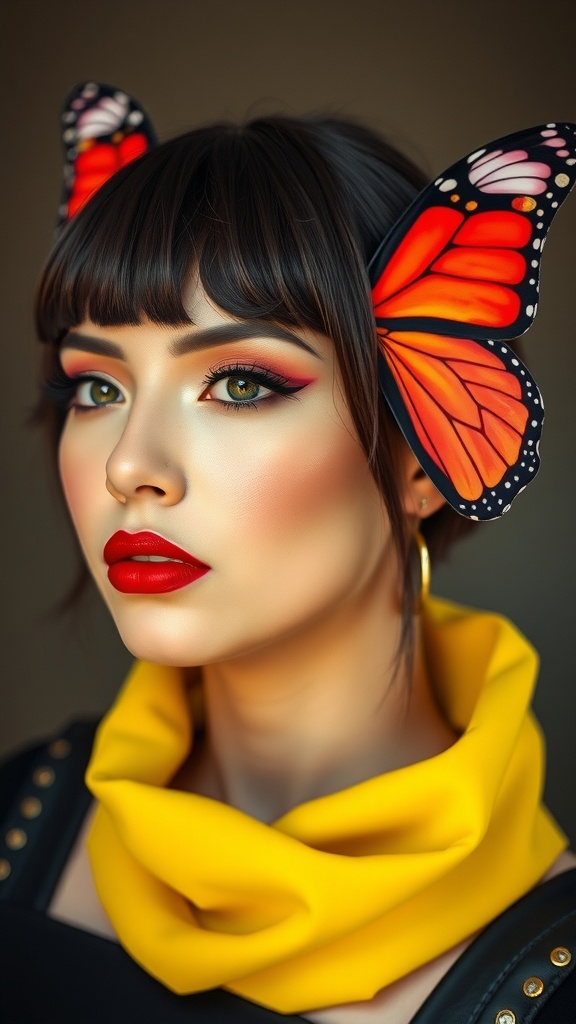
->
<box><xmin>414</xmin><ymin>530</ymin><xmax>430</xmax><ymax>614</ymax></box>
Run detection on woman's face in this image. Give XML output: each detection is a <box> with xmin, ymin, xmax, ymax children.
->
<box><xmin>58</xmin><ymin>286</ymin><xmax>400</xmax><ymax>666</ymax></box>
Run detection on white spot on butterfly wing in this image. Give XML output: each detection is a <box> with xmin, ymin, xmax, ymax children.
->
<box><xmin>75</xmin><ymin>94</ymin><xmax>130</xmax><ymax>140</ymax></box>
<box><xmin>467</xmin><ymin>147</ymin><xmax>487</xmax><ymax>163</ymax></box>
<box><xmin>438</xmin><ymin>178</ymin><xmax>458</xmax><ymax>192</ymax></box>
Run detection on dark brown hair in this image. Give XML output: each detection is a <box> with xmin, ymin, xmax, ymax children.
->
<box><xmin>35</xmin><ymin>114</ymin><xmax>475</xmax><ymax>655</ymax></box>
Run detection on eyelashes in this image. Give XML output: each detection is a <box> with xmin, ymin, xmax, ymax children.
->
<box><xmin>42</xmin><ymin>366</ymin><xmax>123</xmax><ymax>411</ymax></box>
<box><xmin>42</xmin><ymin>365</ymin><xmax>92</xmax><ymax>409</ymax></box>
<box><xmin>42</xmin><ymin>361</ymin><xmax>308</xmax><ymax>413</ymax></box>
<box><xmin>200</xmin><ymin>362</ymin><xmax>307</xmax><ymax>410</ymax></box>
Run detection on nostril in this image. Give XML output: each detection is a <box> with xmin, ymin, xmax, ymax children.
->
<box><xmin>135</xmin><ymin>485</ymin><xmax>166</xmax><ymax>496</ymax></box>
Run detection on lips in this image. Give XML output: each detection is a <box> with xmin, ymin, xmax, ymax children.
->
<box><xmin>103</xmin><ymin>530</ymin><xmax>211</xmax><ymax>594</ymax></box>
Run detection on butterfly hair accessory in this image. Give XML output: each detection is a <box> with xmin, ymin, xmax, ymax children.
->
<box><xmin>369</xmin><ymin>124</ymin><xmax>576</xmax><ymax>519</ymax></box>
<box><xmin>56</xmin><ymin>88</ymin><xmax>575</xmax><ymax>520</ymax></box>
<box><xmin>57</xmin><ymin>82</ymin><xmax>157</xmax><ymax>231</ymax></box>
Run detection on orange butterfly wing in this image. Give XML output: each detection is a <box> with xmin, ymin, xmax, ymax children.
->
<box><xmin>370</xmin><ymin>124</ymin><xmax>576</xmax><ymax>518</ymax></box>
<box><xmin>68</xmin><ymin>134</ymin><xmax>149</xmax><ymax>219</ymax></box>
<box><xmin>379</xmin><ymin>329</ymin><xmax>538</xmax><ymax>516</ymax></box>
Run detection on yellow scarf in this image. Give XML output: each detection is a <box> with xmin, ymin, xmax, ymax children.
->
<box><xmin>86</xmin><ymin>597</ymin><xmax>566</xmax><ymax>1014</ymax></box>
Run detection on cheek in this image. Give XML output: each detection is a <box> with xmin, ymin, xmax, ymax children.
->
<box><xmin>58</xmin><ymin>423</ymin><xmax>108</xmax><ymax>539</ymax></box>
<box><xmin>215</xmin><ymin>421</ymin><xmax>381</xmax><ymax>549</ymax></box>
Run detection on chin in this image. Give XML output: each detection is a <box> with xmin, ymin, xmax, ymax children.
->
<box><xmin>108</xmin><ymin>604</ymin><xmax>212</xmax><ymax>666</ymax></box>
<box><xmin>104</xmin><ymin>600</ymin><xmax>250</xmax><ymax>668</ymax></box>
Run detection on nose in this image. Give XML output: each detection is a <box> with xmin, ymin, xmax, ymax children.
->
<box><xmin>105</xmin><ymin>405</ymin><xmax>187</xmax><ymax>506</ymax></box>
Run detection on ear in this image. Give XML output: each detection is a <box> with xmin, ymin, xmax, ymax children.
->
<box><xmin>400</xmin><ymin>446</ymin><xmax>446</xmax><ymax>522</ymax></box>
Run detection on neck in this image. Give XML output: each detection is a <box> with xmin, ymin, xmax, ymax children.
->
<box><xmin>178</xmin><ymin>570</ymin><xmax>457</xmax><ymax>822</ymax></box>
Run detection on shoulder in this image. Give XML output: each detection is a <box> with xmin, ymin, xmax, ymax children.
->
<box><xmin>0</xmin><ymin>720</ymin><xmax>97</xmax><ymax>906</ymax></box>
<box><xmin>410</xmin><ymin>866</ymin><xmax>576</xmax><ymax>1023</ymax></box>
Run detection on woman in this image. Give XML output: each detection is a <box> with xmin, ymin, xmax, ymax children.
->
<box><xmin>1</xmin><ymin>86</ymin><xmax>575</xmax><ymax>1022</ymax></box>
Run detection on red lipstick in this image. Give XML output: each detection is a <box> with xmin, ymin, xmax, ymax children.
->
<box><xmin>104</xmin><ymin>531</ymin><xmax>211</xmax><ymax>594</ymax></box>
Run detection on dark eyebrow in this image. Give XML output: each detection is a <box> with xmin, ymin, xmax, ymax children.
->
<box><xmin>60</xmin><ymin>321</ymin><xmax>323</xmax><ymax>360</ymax></box>
<box><xmin>170</xmin><ymin>322</ymin><xmax>323</xmax><ymax>358</ymax></box>
<box><xmin>60</xmin><ymin>334</ymin><xmax>124</xmax><ymax>358</ymax></box>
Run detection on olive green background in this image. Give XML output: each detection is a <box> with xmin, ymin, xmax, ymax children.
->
<box><xmin>1</xmin><ymin>0</ymin><xmax>575</xmax><ymax>840</ymax></box>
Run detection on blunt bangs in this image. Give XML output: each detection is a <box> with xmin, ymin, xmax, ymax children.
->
<box><xmin>35</xmin><ymin>119</ymin><xmax>380</xmax><ymax>350</ymax></box>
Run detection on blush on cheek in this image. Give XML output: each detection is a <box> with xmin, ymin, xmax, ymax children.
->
<box><xmin>58</xmin><ymin>439</ymin><xmax>75</xmax><ymax>509</ymax></box>
<box><xmin>58</xmin><ymin>433</ymin><xmax>104</xmax><ymax>536</ymax></box>
<box><xmin>59</xmin><ymin>465</ymin><xmax>84</xmax><ymax>520</ymax></box>
<box><xmin>234</xmin><ymin>430</ymin><xmax>375</xmax><ymax>541</ymax></box>
<box><xmin>59</xmin><ymin>456</ymin><xmax>89</xmax><ymax>535</ymax></box>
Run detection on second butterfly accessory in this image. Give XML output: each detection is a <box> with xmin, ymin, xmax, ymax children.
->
<box><xmin>57</xmin><ymin>82</ymin><xmax>156</xmax><ymax>231</ymax></box>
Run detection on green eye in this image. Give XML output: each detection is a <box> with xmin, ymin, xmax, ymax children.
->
<box><xmin>75</xmin><ymin>378</ymin><xmax>123</xmax><ymax>408</ymax></box>
<box><xmin>89</xmin><ymin>381</ymin><xmax>120</xmax><ymax>405</ymax></box>
<box><xmin>226</xmin><ymin>377</ymin><xmax>261</xmax><ymax>402</ymax></box>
